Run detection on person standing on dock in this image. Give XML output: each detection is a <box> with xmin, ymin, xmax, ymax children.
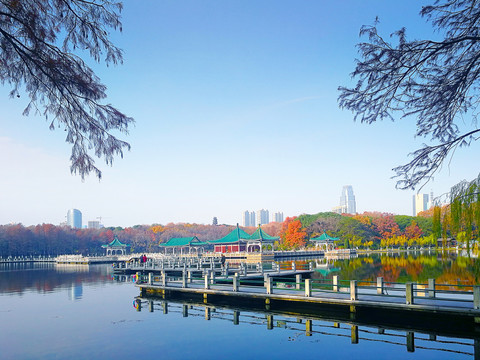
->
<box><xmin>221</xmin><ymin>254</ymin><xmax>225</xmax><ymax>268</ymax></box>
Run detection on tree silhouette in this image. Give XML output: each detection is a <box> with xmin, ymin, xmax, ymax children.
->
<box><xmin>339</xmin><ymin>0</ymin><xmax>480</xmax><ymax>190</ymax></box>
<box><xmin>0</xmin><ymin>0</ymin><xmax>133</xmax><ymax>178</ymax></box>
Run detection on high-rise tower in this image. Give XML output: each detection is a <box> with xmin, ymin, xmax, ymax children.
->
<box><xmin>413</xmin><ymin>194</ymin><xmax>429</xmax><ymax>216</ymax></box>
<box><xmin>256</xmin><ymin>209</ymin><xmax>270</xmax><ymax>226</ymax></box>
<box><xmin>243</xmin><ymin>210</ymin><xmax>256</xmax><ymax>227</ymax></box>
<box><xmin>333</xmin><ymin>186</ymin><xmax>356</xmax><ymax>214</ymax></box>
<box><xmin>67</xmin><ymin>209</ymin><xmax>82</xmax><ymax>229</ymax></box>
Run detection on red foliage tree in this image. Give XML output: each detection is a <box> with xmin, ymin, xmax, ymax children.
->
<box><xmin>280</xmin><ymin>217</ymin><xmax>307</xmax><ymax>249</ymax></box>
<box><xmin>405</xmin><ymin>221</ymin><xmax>423</xmax><ymax>239</ymax></box>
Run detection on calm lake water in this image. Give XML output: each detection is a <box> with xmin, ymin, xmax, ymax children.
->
<box><xmin>1</xmin><ymin>253</ymin><xmax>478</xmax><ymax>360</ymax></box>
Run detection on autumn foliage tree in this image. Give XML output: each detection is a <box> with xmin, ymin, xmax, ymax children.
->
<box><xmin>280</xmin><ymin>217</ymin><xmax>307</xmax><ymax>250</ymax></box>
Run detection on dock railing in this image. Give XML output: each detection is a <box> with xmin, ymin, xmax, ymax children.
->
<box><xmin>136</xmin><ymin>272</ymin><xmax>480</xmax><ymax>311</ymax></box>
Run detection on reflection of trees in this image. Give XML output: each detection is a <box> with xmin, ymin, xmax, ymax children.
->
<box><xmin>320</xmin><ymin>254</ymin><xmax>479</xmax><ymax>285</ymax></box>
<box><xmin>0</xmin><ymin>264</ymin><xmax>112</xmax><ymax>295</ymax></box>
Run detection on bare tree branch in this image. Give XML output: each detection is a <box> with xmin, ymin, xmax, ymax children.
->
<box><xmin>338</xmin><ymin>0</ymin><xmax>480</xmax><ymax>190</ymax></box>
<box><xmin>0</xmin><ymin>0</ymin><xmax>133</xmax><ymax>179</ymax></box>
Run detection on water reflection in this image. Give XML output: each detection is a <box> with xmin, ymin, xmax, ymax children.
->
<box><xmin>0</xmin><ymin>262</ymin><xmax>113</xmax><ymax>295</ymax></box>
<box><xmin>309</xmin><ymin>252</ymin><xmax>480</xmax><ymax>286</ymax></box>
<box><xmin>136</xmin><ymin>295</ymin><xmax>478</xmax><ymax>358</ymax></box>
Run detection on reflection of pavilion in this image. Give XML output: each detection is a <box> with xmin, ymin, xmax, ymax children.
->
<box><xmin>314</xmin><ymin>258</ymin><xmax>340</xmax><ymax>276</ymax></box>
<box><xmin>159</xmin><ymin>237</ymin><xmax>208</xmax><ymax>255</ymax></box>
<box><xmin>310</xmin><ymin>232</ymin><xmax>339</xmax><ymax>251</ymax></box>
<box><xmin>102</xmin><ymin>236</ymin><xmax>130</xmax><ymax>256</ymax></box>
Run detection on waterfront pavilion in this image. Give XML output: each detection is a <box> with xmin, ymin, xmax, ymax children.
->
<box><xmin>208</xmin><ymin>225</ymin><xmax>251</xmax><ymax>253</ymax></box>
<box><xmin>102</xmin><ymin>236</ymin><xmax>130</xmax><ymax>256</ymax></box>
<box><xmin>310</xmin><ymin>232</ymin><xmax>339</xmax><ymax>251</ymax></box>
<box><xmin>159</xmin><ymin>236</ymin><xmax>209</xmax><ymax>255</ymax></box>
<box><xmin>208</xmin><ymin>225</ymin><xmax>279</xmax><ymax>253</ymax></box>
<box><xmin>245</xmin><ymin>226</ymin><xmax>279</xmax><ymax>252</ymax></box>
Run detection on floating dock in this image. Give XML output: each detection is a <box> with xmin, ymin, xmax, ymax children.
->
<box><xmin>135</xmin><ymin>272</ymin><xmax>480</xmax><ymax>333</ymax></box>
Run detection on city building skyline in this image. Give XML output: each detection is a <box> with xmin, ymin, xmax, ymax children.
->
<box><xmin>413</xmin><ymin>193</ymin><xmax>429</xmax><ymax>216</ymax></box>
<box><xmin>257</xmin><ymin>209</ymin><xmax>270</xmax><ymax>226</ymax></box>
<box><xmin>87</xmin><ymin>220</ymin><xmax>101</xmax><ymax>229</ymax></box>
<box><xmin>333</xmin><ymin>185</ymin><xmax>357</xmax><ymax>215</ymax></box>
<box><xmin>243</xmin><ymin>210</ymin><xmax>256</xmax><ymax>227</ymax></box>
<box><xmin>272</xmin><ymin>212</ymin><xmax>284</xmax><ymax>223</ymax></box>
<box><xmin>67</xmin><ymin>209</ymin><xmax>82</xmax><ymax>229</ymax></box>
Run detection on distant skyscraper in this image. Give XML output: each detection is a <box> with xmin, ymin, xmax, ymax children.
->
<box><xmin>333</xmin><ymin>186</ymin><xmax>356</xmax><ymax>214</ymax></box>
<box><xmin>272</xmin><ymin>212</ymin><xmax>284</xmax><ymax>223</ymax></box>
<box><xmin>413</xmin><ymin>194</ymin><xmax>429</xmax><ymax>216</ymax></box>
<box><xmin>67</xmin><ymin>209</ymin><xmax>82</xmax><ymax>229</ymax></box>
<box><xmin>257</xmin><ymin>209</ymin><xmax>270</xmax><ymax>226</ymax></box>
<box><xmin>88</xmin><ymin>220</ymin><xmax>101</xmax><ymax>229</ymax></box>
<box><xmin>243</xmin><ymin>211</ymin><xmax>250</xmax><ymax>227</ymax></box>
<box><xmin>243</xmin><ymin>211</ymin><xmax>256</xmax><ymax>227</ymax></box>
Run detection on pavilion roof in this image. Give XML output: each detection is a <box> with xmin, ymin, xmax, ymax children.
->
<box><xmin>159</xmin><ymin>236</ymin><xmax>208</xmax><ymax>247</ymax></box>
<box><xmin>310</xmin><ymin>232</ymin><xmax>339</xmax><ymax>242</ymax></box>
<box><xmin>245</xmin><ymin>227</ymin><xmax>279</xmax><ymax>242</ymax></box>
<box><xmin>208</xmin><ymin>226</ymin><xmax>251</xmax><ymax>244</ymax></box>
<box><xmin>101</xmin><ymin>236</ymin><xmax>129</xmax><ymax>248</ymax></box>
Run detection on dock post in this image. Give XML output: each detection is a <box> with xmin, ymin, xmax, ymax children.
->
<box><xmin>187</xmin><ymin>271</ymin><xmax>192</xmax><ymax>284</ymax></box>
<box><xmin>305</xmin><ymin>319</ymin><xmax>312</xmax><ymax>336</ymax></box>
<box><xmin>204</xmin><ymin>270</ymin><xmax>210</xmax><ymax>290</ymax></box>
<box><xmin>406</xmin><ymin>282</ymin><xmax>414</xmax><ymax>305</ymax></box>
<box><xmin>377</xmin><ymin>277</ymin><xmax>384</xmax><ymax>295</ymax></box>
<box><xmin>305</xmin><ymin>279</ymin><xmax>311</xmax><ymax>297</ymax></box>
<box><xmin>148</xmin><ymin>272</ymin><xmax>153</xmax><ymax>285</ymax></box>
<box><xmin>474</xmin><ymin>286</ymin><xmax>480</xmax><ymax>309</ymax></box>
<box><xmin>233</xmin><ymin>310</ymin><xmax>240</xmax><ymax>325</ymax></box>
<box><xmin>428</xmin><ymin>279</ymin><xmax>436</xmax><ymax>298</ymax></box>
<box><xmin>292</xmin><ymin>262</ymin><xmax>296</xmax><ymax>272</ymax></box>
<box><xmin>350</xmin><ymin>280</ymin><xmax>357</xmax><ymax>301</ymax></box>
<box><xmin>296</xmin><ymin>274</ymin><xmax>301</xmax><ymax>290</ymax></box>
<box><xmin>333</xmin><ymin>275</ymin><xmax>339</xmax><ymax>292</ymax></box>
<box><xmin>224</xmin><ymin>262</ymin><xmax>229</xmax><ymax>278</ymax></box>
<box><xmin>351</xmin><ymin>325</ymin><xmax>359</xmax><ymax>344</ymax></box>
<box><xmin>182</xmin><ymin>271</ymin><xmax>187</xmax><ymax>288</ymax></box>
<box><xmin>210</xmin><ymin>270</ymin><xmax>215</xmax><ymax>285</ymax></box>
<box><xmin>161</xmin><ymin>270</ymin><xmax>167</xmax><ymax>287</ymax></box>
<box><xmin>233</xmin><ymin>273</ymin><xmax>239</xmax><ymax>292</ymax></box>
<box><xmin>265</xmin><ymin>275</ymin><xmax>273</xmax><ymax>294</ymax></box>
<box><xmin>266</xmin><ymin>314</ymin><xmax>273</xmax><ymax>330</ymax></box>
<box><xmin>406</xmin><ymin>332</ymin><xmax>415</xmax><ymax>352</ymax></box>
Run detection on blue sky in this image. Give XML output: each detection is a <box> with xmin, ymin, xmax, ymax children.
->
<box><xmin>0</xmin><ymin>0</ymin><xmax>478</xmax><ymax>227</ymax></box>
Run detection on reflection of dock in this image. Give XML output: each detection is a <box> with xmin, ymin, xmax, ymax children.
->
<box><xmin>135</xmin><ymin>294</ymin><xmax>480</xmax><ymax>356</ymax></box>
<box><xmin>136</xmin><ymin>272</ymin><xmax>480</xmax><ymax>334</ymax></box>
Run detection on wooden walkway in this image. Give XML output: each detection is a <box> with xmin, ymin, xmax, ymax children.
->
<box><xmin>136</xmin><ymin>273</ymin><xmax>480</xmax><ymax>331</ymax></box>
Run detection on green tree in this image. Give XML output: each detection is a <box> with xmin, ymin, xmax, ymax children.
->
<box><xmin>339</xmin><ymin>0</ymin><xmax>480</xmax><ymax>190</ymax></box>
<box><xmin>0</xmin><ymin>0</ymin><xmax>133</xmax><ymax>179</ymax></box>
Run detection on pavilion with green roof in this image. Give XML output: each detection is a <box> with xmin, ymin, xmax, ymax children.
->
<box><xmin>101</xmin><ymin>236</ymin><xmax>130</xmax><ymax>256</ymax></box>
<box><xmin>208</xmin><ymin>225</ymin><xmax>279</xmax><ymax>253</ymax></box>
<box><xmin>310</xmin><ymin>232</ymin><xmax>339</xmax><ymax>251</ymax></box>
<box><xmin>159</xmin><ymin>236</ymin><xmax>209</xmax><ymax>255</ymax></box>
<box><xmin>245</xmin><ymin>226</ymin><xmax>279</xmax><ymax>252</ymax></box>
